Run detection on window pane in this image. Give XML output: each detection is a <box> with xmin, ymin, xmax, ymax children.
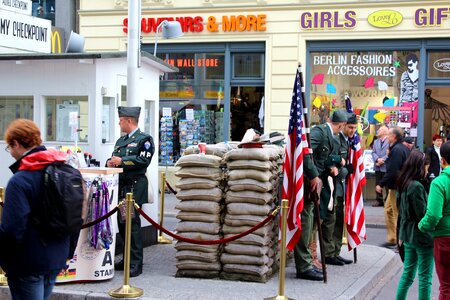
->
<box><xmin>0</xmin><ymin>96</ymin><xmax>33</xmax><ymax>138</ymax></box>
<box><xmin>233</xmin><ymin>53</ymin><xmax>264</xmax><ymax>78</ymax></box>
<box><xmin>45</xmin><ymin>96</ymin><xmax>88</xmax><ymax>142</ymax></box>
<box><xmin>428</xmin><ymin>52</ymin><xmax>450</xmax><ymax>79</ymax></box>
<box><xmin>102</xmin><ymin>97</ymin><xmax>115</xmax><ymax>143</ymax></box>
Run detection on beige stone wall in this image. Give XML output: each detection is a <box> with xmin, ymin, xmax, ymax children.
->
<box><xmin>79</xmin><ymin>0</ymin><xmax>450</xmax><ymax>135</ymax></box>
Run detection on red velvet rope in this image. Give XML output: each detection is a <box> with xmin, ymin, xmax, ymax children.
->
<box><xmin>165</xmin><ymin>180</ymin><xmax>178</xmax><ymax>195</ymax></box>
<box><xmin>136</xmin><ymin>206</ymin><xmax>278</xmax><ymax>245</ymax></box>
<box><xmin>81</xmin><ymin>206</ymin><xmax>119</xmax><ymax>229</ymax></box>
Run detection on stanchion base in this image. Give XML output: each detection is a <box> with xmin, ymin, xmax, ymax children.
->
<box><xmin>109</xmin><ymin>285</ymin><xmax>143</xmax><ymax>298</ymax></box>
<box><xmin>0</xmin><ymin>274</ymin><xmax>7</xmax><ymax>286</ymax></box>
<box><xmin>264</xmin><ymin>296</ymin><xmax>295</xmax><ymax>300</ymax></box>
<box><xmin>158</xmin><ymin>235</ymin><xmax>173</xmax><ymax>244</ymax></box>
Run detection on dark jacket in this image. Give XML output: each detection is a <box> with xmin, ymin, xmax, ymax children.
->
<box><xmin>107</xmin><ymin>128</ymin><xmax>154</xmax><ymax>205</ymax></box>
<box><xmin>426</xmin><ymin>146</ymin><xmax>441</xmax><ymax>179</ymax></box>
<box><xmin>398</xmin><ymin>180</ymin><xmax>433</xmax><ymax>248</ymax></box>
<box><xmin>379</xmin><ymin>141</ymin><xmax>410</xmax><ymax>189</ymax></box>
<box><xmin>0</xmin><ymin>146</ymin><xmax>71</xmax><ymax>277</ymax></box>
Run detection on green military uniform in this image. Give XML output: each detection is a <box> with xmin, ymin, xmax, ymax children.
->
<box><xmin>294</xmin><ymin>110</ymin><xmax>346</xmax><ymax>274</ymax></box>
<box><xmin>108</xmin><ymin>107</ymin><xmax>154</xmax><ymax>268</ymax></box>
<box><xmin>327</xmin><ymin>131</ymin><xmax>350</xmax><ymax>257</ymax></box>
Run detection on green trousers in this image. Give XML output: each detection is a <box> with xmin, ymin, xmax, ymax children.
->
<box><xmin>294</xmin><ymin>198</ymin><xmax>314</xmax><ymax>273</ymax></box>
<box><xmin>332</xmin><ymin>196</ymin><xmax>345</xmax><ymax>257</ymax></box>
<box><xmin>396</xmin><ymin>242</ymin><xmax>434</xmax><ymax>300</ymax></box>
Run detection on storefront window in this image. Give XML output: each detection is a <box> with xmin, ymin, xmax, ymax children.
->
<box><xmin>310</xmin><ymin>50</ymin><xmax>420</xmax><ymax>144</ymax></box>
<box><xmin>233</xmin><ymin>53</ymin><xmax>264</xmax><ymax>79</ymax></box>
<box><xmin>428</xmin><ymin>51</ymin><xmax>450</xmax><ymax>79</ymax></box>
<box><xmin>159</xmin><ymin>52</ymin><xmax>225</xmax><ymax>165</ymax></box>
<box><xmin>32</xmin><ymin>0</ymin><xmax>55</xmax><ymax>26</ymax></box>
<box><xmin>0</xmin><ymin>96</ymin><xmax>33</xmax><ymax>138</ymax></box>
<box><xmin>45</xmin><ymin>96</ymin><xmax>88</xmax><ymax>143</ymax></box>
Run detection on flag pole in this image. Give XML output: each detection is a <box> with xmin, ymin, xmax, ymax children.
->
<box><xmin>298</xmin><ymin>63</ymin><xmax>327</xmax><ymax>283</ymax></box>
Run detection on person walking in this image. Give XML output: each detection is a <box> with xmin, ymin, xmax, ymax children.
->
<box><xmin>0</xmin><ymin>119</ymin><xmax>75</xmax><ymax>300</ymax></box>
<box><xmin>395</xmin><ymin>150</ymin><xmax>434</xmax><ymax>300</ymax></box>
<box><xmin>106</xmin><ymin>106</ymin><xmax>154</xmax><ymax>277</ymax></box>
<box><xmin>372</xmin><ymin>125</ymin><xmax>389</xmax><ymax>207</ymax></box>
<box><xmin>376</xmin><ymin>126</ymin><xmax>410</xmax><ymax>248</ymax></box>
<box><xmin>426</xmin><ymin>134</ymin><xmax>443</xmax><ymax>181</ymax></box>
<box><xmin>419</xmin><ymin>141</ymin><xmax>450</xmax><ymax>299</ymax></box>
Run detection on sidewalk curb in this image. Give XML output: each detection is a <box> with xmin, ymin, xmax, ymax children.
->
<box><xmin>336</xmin><ymin>248</ymin><xmax>400</xmax><ymax>300</ymax></box>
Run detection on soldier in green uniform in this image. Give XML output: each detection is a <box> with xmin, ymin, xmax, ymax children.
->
<box><xmin>294</xmin><ymin>110</ymin><xmax>347</xmax><ymax>280</ymax></box>
<box><xmin>324</xmin><ymin>113</ymin><xmax>358</xmax><ymax>265</ymax></box>
<box><xmin>106</xmin><ymin>106</ymin><xmax>154</xmax><ymax>277</ymax></box>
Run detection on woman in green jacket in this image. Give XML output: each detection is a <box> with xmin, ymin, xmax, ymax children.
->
<box><xmin>396</xmin><ymin>149</ymin><xmax>434</xmax><ymax>300</ymax></box>
<box><xmin>419</xmin><ymin>141</ymin><xmax>450</xmax><ymax>299</ymax></box>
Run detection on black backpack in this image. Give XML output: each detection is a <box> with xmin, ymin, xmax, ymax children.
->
<box><xmin>33</xmin><ymin>162</ymin><xmax>85</xmax><ymax>240</ymax></box>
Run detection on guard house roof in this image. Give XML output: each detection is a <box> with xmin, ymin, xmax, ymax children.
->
<box><xmin>0</xmin><ymin>51</ymin><xmax>178</xmax><ymax>73</ymax></box>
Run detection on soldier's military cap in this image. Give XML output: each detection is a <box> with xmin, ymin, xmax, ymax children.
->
<box><xmin>347</xmin><ymin>113</ymin><xmax>358</xmax><ymax>124</ymax></box>
<box><xmin>331</xmin><ymin>110</ymin><xmax>348</xmax><ymax>123</ymax></box>
<box><xmin>118</xmin><ymin>106</ymin><xmax>141</xmax><ymax>119</ymax></box>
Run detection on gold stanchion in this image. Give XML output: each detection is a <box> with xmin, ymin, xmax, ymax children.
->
<box><xmin>0</xmin><ymin>187</ymin><xmax>8</xmax><ymax>286</ymax></box>
<box><xmin>265</xmin><ymin>199</ymin><xmax>294</xmax><ymax>300</ymax></box>
<box><xmin>158</xmin><ymin>172</ymin><xmax>172</xmax><ymax>244</ymax></box>
<box><xmin>109</xmin><ymin>193</ymin><xmax>143</xmax><ymax>298</ymax></box>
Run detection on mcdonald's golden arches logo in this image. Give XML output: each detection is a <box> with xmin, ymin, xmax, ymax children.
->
<box><xmin>51</xmin><ymin>30</ymin><xmax>62</xmax><ymax>53</ymax></box>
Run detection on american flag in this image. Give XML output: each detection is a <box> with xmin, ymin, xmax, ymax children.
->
<box><xmin>282</xmin><ymin>66</ymin><xmax>310</xmax><ymax>251</ymax></box>
<box><xmin>345</xmin><ymin>95</ymin><xmax>367</xmax><ymax>250</ymax></box>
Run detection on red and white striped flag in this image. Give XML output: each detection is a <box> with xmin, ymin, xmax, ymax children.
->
<box><xmin>282</xmin><ymin>66</ymin><xmax>310</xmax><ymax>251</ymax></box>
<box><xmin>345</xmin><ymin>95</ymin><xmax>367</xmax><ymax>250</ymax></box>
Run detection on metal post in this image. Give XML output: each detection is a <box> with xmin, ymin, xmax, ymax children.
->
<box><xmin>109</xmin><ymin>193</ymin><xmax>143</xmax><ymax>298</ymax></box>
<box><xmin>265</xmin><ymin>199</ymin><xmax>294</xmax><ymax>300</ymax></box>
<box><xmin>0</xmin><ymin>187</ymin><xmax>7</xmax><ymax>286</ymax></box>
<box><xmin>158</xmin><ymin>172</ymin><xmax>172</xmax><ymax>244</ymax></box>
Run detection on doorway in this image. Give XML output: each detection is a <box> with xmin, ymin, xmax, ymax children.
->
<box><xmin>230</xmin><ymin>86</ymin><xmax>264</xmax><ymax>141</ymax></box>
<box><xmin>424</xmin><ymin>86</ymin><xmax>450</xmax><ymax>147</ymax></box>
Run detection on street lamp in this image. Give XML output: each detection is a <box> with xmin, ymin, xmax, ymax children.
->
<box><xmin>153</xmin><ymin>20</ymin><xmax>184</xmax><ymax>56</ymax></box>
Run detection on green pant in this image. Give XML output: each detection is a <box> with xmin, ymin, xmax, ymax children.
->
<box><xmin>118</xmin><ymin>176</ymin><xmax>148</xmax><ymax>266</ymax></box>
<box><xmin>396</xmin><ymin>242</ymin><xmax>434</xmax><ymax>300</ymax></box>
<box><xmin>322</xmin><ymin>201</ymin><xmax>337</xmax><ymax>258</ymax></box>
<box><xmin>332</xmin><ymin>196</ymin><xmax>345</xmax><ymax>257</ymax></box>
<box><xmin>294</xmin><ymin>198</ymin><xmax>314</xmax><ymax>273</ymax></box>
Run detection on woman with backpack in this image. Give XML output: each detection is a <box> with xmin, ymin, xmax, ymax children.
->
<box><xmin>396</xmin><ymin>149</ymin><xmax>434</xmax><ymax>300</ymax></box>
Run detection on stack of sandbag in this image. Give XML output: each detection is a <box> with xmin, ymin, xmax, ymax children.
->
<box><xmin>220</xmin><ymin>145</ymin><xmax>284</xmax><ymax>283</ymax></box>
<box><xmin>173</xmin><ymin>152</ymin><xmax>225</xmax><ymax>279</ymax></box>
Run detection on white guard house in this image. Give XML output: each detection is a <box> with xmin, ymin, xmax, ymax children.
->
<box><xmin>0</xmin><ymin>51</ymin><xmax>177</xmax><ymax>245</ymax></box>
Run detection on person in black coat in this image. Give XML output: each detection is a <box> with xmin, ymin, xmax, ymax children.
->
<box><xmin>376</xmin><ymin>126</ymin><xmax>410</xmax><ymax>247</ymax></box>
<box><xmin>426</xmin><ymin>134</ymin><xmax>443</xmax><ymax>181</ymax></box>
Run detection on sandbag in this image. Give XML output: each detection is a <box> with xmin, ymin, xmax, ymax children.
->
<box><xmin>226</xmin><ymin>203</ymin><xmax>273</xmax><ymax>216</ymax></box>
<box><xmin>175</xmin><ymin>200</ymin><xmax>222</xmax><ymax>214</ymax></box>
<box><xmin>225</xmin><ymin>190</ymin><xmax>273</xmax><ymax>205</ymax></box>
<box><xmin>175</xmin><ymin>241</ymin><xmax>220</xmax><ymax>253</ymax></box>
<box><xmin>228</xmin><ymin>178</ymin><xmax>273</xmax><ymax>193</ymax></box>
<box><xmin>175</xmin><ymin>167</ymin><xmax>223</xmax><ymax>180</ymax></box>
<box><xmin>176</xmin><ymin>177</ymin><xmax>219</xmax><ymax>190</ymax></box>
<box><xmin>175</xmin><ymin>154</ymin><xmax>223</xmax><ymax>168</ymax></box>
<box><xmin>228</xmin><ymin>169</ymin><xmax>273</xmax><ymax>182</ymax></box>
<box><xmin>176</xmin><ymin>211</ymin><xmax>221</xmax><ymax>223</ymax></box>
<box><xmin>176</xmin><ymin>188</ymin><xmax>223</xmax><ymax>202</ymax></box>
<box><xmin>176</xmin><ymin>260</ymin><xmax>221</xmax><ymax>271</ymax></box>
<box><xmin>176</xmin><ymin>250</ymin><xmax>219</xmax><ymax>263</ymax></box>
<box><xmin>175</xmin><ymin>221</ymin><xmax>221</xmax><ymax>235</ymax></box>
<box><xmin>227</xmin><ymin>160</ymin><xmax>273</xmax><ymax>171</ymax></box>
<box><xmin>220</xmin><ymin>253</ymin><xmax>269</xmax><ymax>266</ymax></box>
